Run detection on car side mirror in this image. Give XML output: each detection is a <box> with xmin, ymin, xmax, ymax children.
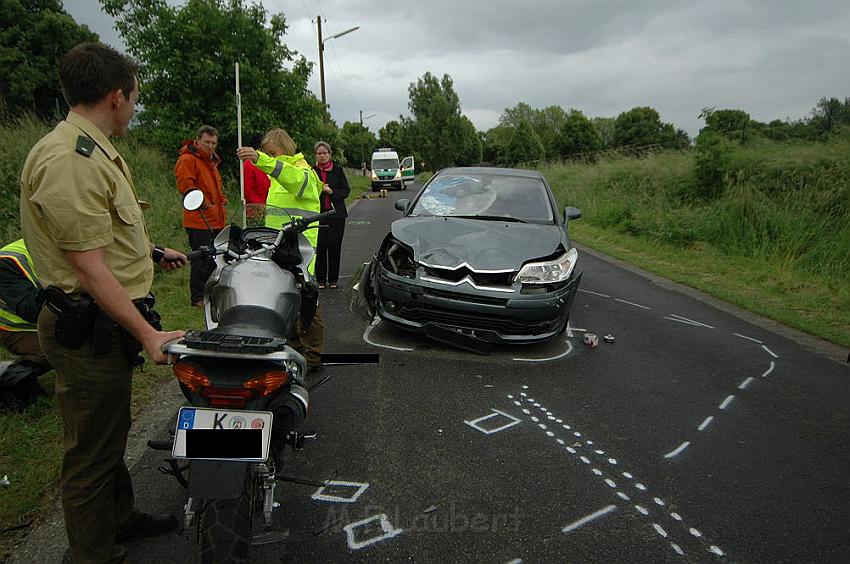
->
<box><xmin>564</xmin><ymin>206</ymin><xmax>582</xmax><ymax>223</ymax></box>
<box><xmin>395</xmin><ymin>199</ymin><xmax>410</xmax><ymax>213</ymax></box>
<box><xmin>183</xmin><ymin>190</ymin><xmax>205</xmax><ymax>211</ymax></box>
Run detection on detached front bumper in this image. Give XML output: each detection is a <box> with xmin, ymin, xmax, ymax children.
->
<box><xmin>374</xmin><ymin>267</ymin><xmax>582</xmax><ymax>344</ymax></box>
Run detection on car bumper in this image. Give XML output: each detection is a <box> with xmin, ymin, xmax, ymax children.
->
<box><xmin>374</xmin><ymin>267</ymin><xmax>582</xmax><ymax>344</ymax></box>
<box><xmin>371</xmin><ymin>180</ymin><xmax>404</xmax><ymax>190</ymax></box>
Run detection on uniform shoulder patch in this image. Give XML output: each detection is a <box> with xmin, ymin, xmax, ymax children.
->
<box><xmin>75</xmin><ymin>135</ymin><xmax>95</xmax><ymax>157</ymax></box>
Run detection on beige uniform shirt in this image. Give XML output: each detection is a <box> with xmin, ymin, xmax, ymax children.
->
<box><xmin>20</xmin><ymin>112</ymin><xmax>154</xmax><ymax>300</ymax></box>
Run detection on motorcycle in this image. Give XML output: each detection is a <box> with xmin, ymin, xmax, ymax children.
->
<box><xmin>150</xmin><ymin>190</ymin><xmax>336</xmax><ymax>563</ymax></box>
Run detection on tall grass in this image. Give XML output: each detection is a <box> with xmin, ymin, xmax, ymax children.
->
<box><xmin>541</xmin><ymin>134</ymin><xmax>850</xmax><ymax>346</ymax></box>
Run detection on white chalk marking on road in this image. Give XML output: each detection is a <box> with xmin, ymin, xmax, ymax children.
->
<box><xmin>635</xmin><ymin>505</ymin><xmax>649</xmax><ymax>516</ymax></box>
<box><xmin>738</xmin><ymin>377</ymin><xmax>755</xmax><ymax>390</ymax></box>
<box><xmin>580</xmin><ymin>456</ymin><xmax>591</xmax><ymax>464</ymax></box>
<box><xmin>562</xmin><ymin>505</ymin><xmax>617</xmax><ymax>533</ymax></box>
<box><xmin>670</xmin><ymin>512</ymin><xmax>683</xmax><ymax>521</ymax></box>
<box><xmin>605</xmin><ymin>479</ymin><xmax>617</xmax><ymax>488</ymax></box>
<box><xmin>734</xmin><ymin>333</ymin><xmax>763</xmax><ymax>344</ymax></box>
<box><xmin>635</xmin><ymin>483</ymin><xmax>647</xmax><ymax>491</ymax></box>
<box><xmin>698</xmin><ymin>416</ymin><xmax>714</xmax><ymax>431</ymax></box>
<box><xmin>592</xmin><ymin>468</ymin><xmax>603</xmax><ymax>476</ymax></box>
<box><xmin>762</xmin><ymin>361</ymin><xmax>775</xmax><ymax>377</ymax></box>
<box><xmin>616</xmin><ymin>298</ymin><xmax>651</xmax><ymax>310</ymax></box>
<box><xmin>762</xmin><ymin>345</ymin><xmax>778</xmax><ymax>358</ymax></box>
<box><xmin>565</xmin><ymin>320</ymin><xmax>587</xmax><ymax>338</ymax></box>
<box><xmin>343</xmin><ymin>514</ymin><xmax>403</xmax><ymax>550</ymax></box>
<box><xmin>566</xmin><ymin>447</ymin><xmax>577</xmax><ymax>454</ymax></box>
<box><xmin>617</xmin><ymin>492</ymin><xmax>631</xmax><ymax>501</ymax></box>
<box><xmin>608</xmin><ymin>458</ymin><xmax>618</xmax><ymax>465</ymax></box>
<box><xmin>574</xmin><ymin>431</ymin><xmax>583</xmax><ymax>438</ymax></box>
<box><xmin>690</xmin><ymin>528</ymin><xmax>702</xmax><ymax>538</ymax></box>
<box><xmin>719</xmin><ymin>395</ymin><xmax>735</xmax><ymax>410</ymax></box>
<box><xmin>664</xmin><ymin>314</ymin><xmax>714</xmax><ymax>328</ymax></box>
<box><xmin>522</xmin><ymin>409</ymin><xmax>530</xmax><ymax>415</ymax></box>
<box><xmin>311</xmin><ymin>481</ymin><xmax>370</xmax><ymax>503</ymax></box>
<box><xmin>464</xmin><ymin>409</ymin><xmax>522</xmax><ymax>435</ymax></box>
<box><xmin>710</xmin><ymin>546</ymin><xmax>725</xmax><ymax>556</ymax></box>
<box><xmin>671</xmin><ymin>543</ymin><xmax>685</xmax><ymax>556</ymax></box>
<box><xmin>363</xmin><ymin>319</ymin><xmax>414</xmax><ymax>351</ymax></box>
<box><xmin>506</xmin><ymin>394</ymin><xmax>514</xmax><ymax>399</ymax></box>
<box><xmin>594</xmin><ymin>449</ymin><xmax>605</xmax><ymax>455</ymax></box>
<box><xmin>531</xmin><ymin>416</ymin><xmax>539</xmax><ymax>422</ymax></box>
<box><xmin>579</xmin><ymin>288</ymin><xmax>610</xmax><ymax>298</ymax></box>
<box><xmin>622</xmin><ymin>472</ymin><xmax>634</xmax><ymax>479</ymax></box>
<box><xmin>653</xmin><ymin>497</ymin><xmax>665</xmax><ymax>506</ymax></box>
<box><xmin>653</xmin><ymin>523</ymin><xmax>668</xmax><ymax>538</ymax></box>
<box><xmin>664</xmin><ymin>442</ymin><xmax>690</xmax><ymax>458</ymax></box>
<box><xmin>556</xmin><ymin>438</ymin><xmax>564</xmax><ymax>445</ymax></box>
<box><xmin>513</xmin><ymin>340</ymin><xmax>574</xmax><ymax>362</ymax></box>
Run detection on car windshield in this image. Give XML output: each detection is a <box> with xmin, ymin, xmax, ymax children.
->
<box><xmin>410</xmin><ymin>173</ymin><xmax>554</xmax><ymax>223</ymax></box>
<box><xmin>373</xmin><ymin>158</ymin><xmax>399</xmax><ymax>169</ymax></box>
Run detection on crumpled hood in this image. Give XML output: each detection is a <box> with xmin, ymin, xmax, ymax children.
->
<box><xmin>391</xmin><ymin>216</ymin><xmax>564</xmax><ymax>271</ymax></box>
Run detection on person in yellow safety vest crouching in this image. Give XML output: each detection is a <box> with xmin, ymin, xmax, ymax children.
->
<box><xmin>236</xmin><ymin>128</ymin><xmax>325</xmax><ymax>373</ymax></box>
<box><xmin>0</xmin><ymin>239</ymin><xmax>52</xmax><ymax>410</ymax></box>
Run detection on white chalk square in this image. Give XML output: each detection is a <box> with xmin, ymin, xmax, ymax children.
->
<box><xmin>344</xmin><ymin>514</ymin><xmax>403</xmax><ymax>550</ymax></box>
<box><xmin>464</xmin><ymin>409</ymin><xmax>522</xmax><ymax>435</ymax></box>
<box><xmin>311</xmin><ymin>480</ymin><xmax>369</xmax><ymax>503</ymax></box>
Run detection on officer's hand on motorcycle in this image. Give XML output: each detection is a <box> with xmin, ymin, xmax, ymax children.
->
<box><xmin>145</xmin><ymin>330</ymin><xmax>186</xmax><ymax>365</ymax></box>
<box><xmin>236</xmin><ymin>146</ymin><xmax>258</xmax><ymax>163</ymax></box>
<box><xmin>158</xmin><ymin>247</ymin><xmax>188</xmax><ymax>271</ymax></box>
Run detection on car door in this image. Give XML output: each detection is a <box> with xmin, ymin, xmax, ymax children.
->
<box><xmin>400</xmin><ymin>156</ymin><xmax>415</xmax><ymax>184</ymax></box>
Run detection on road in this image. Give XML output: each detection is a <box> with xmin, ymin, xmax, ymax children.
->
<box><xmin>15</xmin><ymin>182</ymin><xmax>850</xmax><ymax>563</ymax></box>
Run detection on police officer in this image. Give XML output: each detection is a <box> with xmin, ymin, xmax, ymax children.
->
<box><xmin>0</xmin><ymin>238</ymin><xmax>51</xmax><ymax>409</ymax></box>
<box><xmin>236</xmin><ymin>129</ymin><xmax>325</xmax><ymax>372</ymax></box>
<box><xmin>19</xmin><ymin>43</ymin><xmax>187</xmax><ymax>563</ymax></box>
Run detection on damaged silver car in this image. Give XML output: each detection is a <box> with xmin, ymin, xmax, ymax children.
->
<box><xmin>352</xmin><ymin>167</ymin><xmax>583</xmax><ymax>351</ymax></box>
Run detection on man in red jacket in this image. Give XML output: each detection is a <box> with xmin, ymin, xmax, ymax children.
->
<box><xmin>175</xmin><ymin>125</ymin><xmax>227</xmax><ymax>307</ymax></box>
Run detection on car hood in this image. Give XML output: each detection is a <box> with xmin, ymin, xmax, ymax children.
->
<box><xmin>391</xmin><ymin>216</ymin><xmax>565</xmax><ymax>271</ymax></box>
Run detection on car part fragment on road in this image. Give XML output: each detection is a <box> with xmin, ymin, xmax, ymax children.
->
<box><xmin>603</xmin><ymin>334</ymin><xmax>616</xmax><ymax>343</ymax></box>
<box><xmin>583</xmin><ymin>333</ymin><xmax>599</xmax><ymax>348</ymax></box>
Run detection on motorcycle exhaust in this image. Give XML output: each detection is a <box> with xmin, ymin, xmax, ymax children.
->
<box><xmin>269</xmin><ymin>384</ymin><xmax>309</xmax><ymax>436</ymax></box>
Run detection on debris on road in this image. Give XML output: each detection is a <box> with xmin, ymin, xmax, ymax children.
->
<box><xmin>583</xmin><ymin>333</ymin><xmax>599</xmax><ymax>348</ymax></box>
<box><xmin>1</xmin><ymin>474</ymin><xmax>10</xmax><ymax>487</ymax></box>
<box><xmin>603</xmin><ymin>334</ymin><xmax>616</xmax><ymax>343</ymax></box>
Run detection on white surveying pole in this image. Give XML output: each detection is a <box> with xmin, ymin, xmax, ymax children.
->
<box><xmin>236</xmin><ymin>62</ymin><xmax>245</xmax><ymax>226</ymax></box>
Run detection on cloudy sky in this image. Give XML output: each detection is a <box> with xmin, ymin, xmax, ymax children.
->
<box><xmin>64</xmin><ymin>0</ymin><xmax>850</xmax><ymax>137</ymax></box>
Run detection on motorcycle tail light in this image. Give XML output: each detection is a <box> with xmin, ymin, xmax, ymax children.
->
<box><xmin>243</xmin><ymin>370</ymin><xmax>290</xmax><ymax>397</ymax></box>
<box><xmin>201</xmin><ymin>386</ymin><xmax>255</xmax><ymax>408</ymax></box>
<box><xmin>173</xmin><ymin>363</ymin><xmax>211</xmax><ymax>393</ymax></box>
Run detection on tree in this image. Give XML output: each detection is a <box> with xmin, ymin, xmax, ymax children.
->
<box><xmin>613</xmin><ymin>106</ymin><xmax>665</xmax><ymax>147</ymax></box>
<box><xmin>557</xmin><ymin>109</ymin><xmax>601</xmax><ymax>158</ymax></box>
<box><xmin>405</xmin><ymin>71</ymin><xmax>469</xmax><ymax>170</ymax></box>
<box><xmin>504</xmin><ymin>120</ymin><xmax>544</xmax><ymax>166</ymax></box>
<box><xmin>378</xmin><ymin>119</ymin><xmax>406</xmax><ymax>155</ymax></box>
<box><xmin>591</xmin><ymin>117</ymin><xmax>616</xmax><ymax>148</ymax></box>
<box><xmin>455</xmin><ymin>115</ymin><xmax>482</xmax><ymax>166</ymax></box>
<box><xmin>101</xmin><ymin>0</ymin><xmax>323</xmax><ymax>173</ymax></box>
<box><xmin>499</xmin><ymin>102</ymin><xmax>565</xmax><ymax>158</ymax></box>
<box><xmin>699</xmin><ymin>107</ymin><xmax>750</xmax><ymax>141</ymax></box>
<box><xmin>338</xmin><ymin>121</ymin><xmax>377</xmax><ymax>169</ymax></box>
<box><xmin>0</xmin><ymin>0</ymin><xmax>98</xmax><ymax>117</ymax></box>
<box><xmin>811</xmin><ymin>97</ymin><xmax>849</xmax><ymax>135</ymax></box>
<box><xmin>481</xmin><ymin>124</ymin><xmax>512</xmax><ymax>164</ymax></box>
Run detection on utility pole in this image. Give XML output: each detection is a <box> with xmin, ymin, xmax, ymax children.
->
<box><xmin>317</xmin><ymin>16</ymin><xmax>326</xmax><ymax>107</ymax></box>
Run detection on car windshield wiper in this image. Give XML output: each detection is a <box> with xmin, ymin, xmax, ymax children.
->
<box><xmin>453</xmin><ymin>215</ymin><xmax>526</xmax><ymax>223</ymax></box>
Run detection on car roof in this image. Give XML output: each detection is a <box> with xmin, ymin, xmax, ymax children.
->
<box><xmin>436</xmin><ymin>166</ymin><xmax>543</xmax><ymax>179</ymax></box>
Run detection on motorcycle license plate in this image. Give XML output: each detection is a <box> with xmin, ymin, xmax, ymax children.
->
<box><xmin>172</xmin><ymin>407</ymin><xmax>273</xmax><ymax>462</ymax></box>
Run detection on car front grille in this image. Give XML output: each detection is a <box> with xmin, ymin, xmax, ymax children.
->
<box><xmin>422</xmin><ymin>266</ymin><xmax>515</xmax><ymax>288</ymax></box>
<box><xmin>397</xmin><ymin>302</ymin><xmax>560</xmax><ymax>335</ymax></box>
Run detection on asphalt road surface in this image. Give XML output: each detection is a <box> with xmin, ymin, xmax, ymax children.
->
<box><xmin>15</xmin><ymin>182</ymin><xmax>850</xmax><ymax>563</ymax></box>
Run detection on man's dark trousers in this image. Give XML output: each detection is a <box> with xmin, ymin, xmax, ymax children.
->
<box><xmin>186</xmin><ymin>227</ymin><xmax>220</xmax><ymax>305</ymax></box>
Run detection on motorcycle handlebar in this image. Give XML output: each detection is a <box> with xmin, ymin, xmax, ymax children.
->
<box><xmin>186</xmin><ymin>246</ymin><xmax>214</xmax><ymax>261</ymax></box>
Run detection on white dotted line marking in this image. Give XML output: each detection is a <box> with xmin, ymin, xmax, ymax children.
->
<box><xmin>734</xmin><ymin>333</ymin><xmax>763</xmax><ymax>344</ymax></box>
<box><xmin>616</xmin><ymin>298</ymin><xmax>652</xmax><ymax>310</ymax></box>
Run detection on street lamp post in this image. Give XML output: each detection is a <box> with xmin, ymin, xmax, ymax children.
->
<box><xmin>316</xmin><ymin>16</ymin><xmax>359</xmax><ymax>108</ymax></box>
<box><xmin>360</xmin><ymin>111</ymin><xmax>376</xmax><ymax>170</ymax></box>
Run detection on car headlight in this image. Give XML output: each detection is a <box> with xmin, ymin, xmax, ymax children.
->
<box><xmin>371</xmin><ymin>171</ymin><xmax>378</xmax><ymax>180</ymax></box>
<box><xmin>394</xmin><ymin>169</ymin><xmax>401</xmax><ymax>179</ymax></box>
<box><xmin>515</xmin><ymin>248</ymin><xmax>578</xmax><ymax>284</ymax></box>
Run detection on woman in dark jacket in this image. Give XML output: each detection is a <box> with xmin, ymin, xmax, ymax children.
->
<box><xmin>312</xmin><ymin>141</ymin><xmax>350</xmax><ymax>288</ymax></box>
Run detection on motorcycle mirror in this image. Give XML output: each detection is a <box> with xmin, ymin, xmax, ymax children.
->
<box><xmin>183</xmin><ymin>190</ymin><xmax>205</xmax><ymax>212</ymax></box>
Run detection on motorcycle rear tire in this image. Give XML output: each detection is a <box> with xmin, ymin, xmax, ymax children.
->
<box><xmin>199</xmin><ymin>473</ymin><xmax>258</xmax><ymax>564</ymax></box>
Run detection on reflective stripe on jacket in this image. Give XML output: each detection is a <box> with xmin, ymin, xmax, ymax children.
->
<box><xmin>0</xmin><ymin>239</ymin><xmax>39</xmax><ymax>331</ymax></box>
